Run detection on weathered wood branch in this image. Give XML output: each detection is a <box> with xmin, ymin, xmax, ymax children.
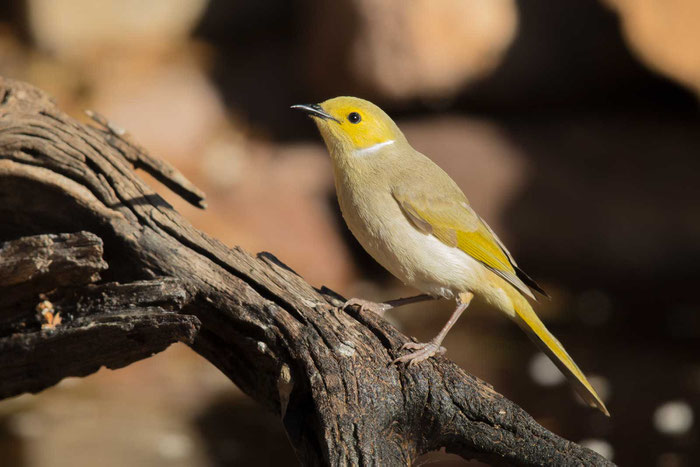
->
<box><xmin>0</xmin><ymin>77</ymin><xmax>611</xmax><ymax>466</ymax></box>
<box><xmin>0</xmin><ymin>232</ymin><xmax>198</xmax><ymax>399</ymax></box>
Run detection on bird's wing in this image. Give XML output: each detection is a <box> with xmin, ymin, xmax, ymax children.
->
<box><xmin>392</xmin><ymin>187</ymin><xmax>540</xmax><ymax>299</ymax></box>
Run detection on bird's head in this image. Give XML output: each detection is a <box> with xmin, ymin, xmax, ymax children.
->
<box><xmin>292</xmin><ymin>97</ymin><xmax>404</xmax><ymax>157</ymax></box>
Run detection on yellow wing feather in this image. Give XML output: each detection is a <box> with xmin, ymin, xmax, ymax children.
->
<box><xmin>392</xmin><ymin>189</ymin><xmax>535</xmax><ymax>299</ymax></box>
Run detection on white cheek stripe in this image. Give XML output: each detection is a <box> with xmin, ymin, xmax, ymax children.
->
<box><xmin>354</xmin><ymin>139</ymin><xmax>395</xmax><ymax>156</ymax></box>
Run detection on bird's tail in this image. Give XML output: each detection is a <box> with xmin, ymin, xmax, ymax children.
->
<box><xmin>507</xmin><ymin>289</ymin><xmax>610</xmax><ymax>416</ymax></box>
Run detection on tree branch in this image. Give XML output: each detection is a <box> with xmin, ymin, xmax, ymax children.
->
<box><xmin>0</xmin><ymin>77</ymin><xmax>611</xmax><ymax>466</ymax></box>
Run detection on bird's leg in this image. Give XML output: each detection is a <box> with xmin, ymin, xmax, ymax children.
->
<box><xmin>393</xmin><ymin>292</ymin><xmax>474</xmax><ymax>366</ymax></box>
<box><xmin>343</xmin><ymin>294</ymin><xmax>435</xmax><ymax>317</ymax></box>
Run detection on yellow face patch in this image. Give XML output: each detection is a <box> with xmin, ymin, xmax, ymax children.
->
<box><xmin>316</xmin><ymin>97</ymin><xmax>401</xmax><ymax>150</ymax></box>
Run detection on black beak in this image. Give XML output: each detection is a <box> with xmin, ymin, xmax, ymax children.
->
<box><xmin>290</xmin><ymin>103</ymin><xmax>340</xmax><ymax>123</ymax></box>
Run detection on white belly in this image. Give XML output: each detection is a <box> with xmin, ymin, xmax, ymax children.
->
<box><xmin>338</xmin><ymin>190</ymin><xmax>488</xmax><ymax>299</ymax></box>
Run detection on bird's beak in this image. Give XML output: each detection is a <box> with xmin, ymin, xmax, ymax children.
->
<box><xmin>290</xmin><ymin>103</ymin><xmax>340</xmax><ymax>123</ymax></box>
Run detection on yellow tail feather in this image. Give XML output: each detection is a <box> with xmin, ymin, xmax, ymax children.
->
<box><xmin>508</xmin><ymin>291</ymin><xmax>610</xmax><ymax>416</ymax></box>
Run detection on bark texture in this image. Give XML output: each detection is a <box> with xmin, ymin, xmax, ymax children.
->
<box><xmin>0</xmin><ymin>77</ymin><xmax>612</xmax><ymax>466</ymax></box>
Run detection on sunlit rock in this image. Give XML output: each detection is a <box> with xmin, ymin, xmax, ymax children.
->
<box><xmin>603</xmin><ymin>0</ymin><xmax>700</xmax><ymax>98</ymax></box>
<box><xmin>305</xmin><ymin>0</ymin><xmax>518</xmax><ymax>99</ymax></box>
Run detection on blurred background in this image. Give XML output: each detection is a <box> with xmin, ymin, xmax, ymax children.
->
<box><xmin>0</xmin><ymin>0</ymin><xmax>698</xmax><ymax>465</ymax></box>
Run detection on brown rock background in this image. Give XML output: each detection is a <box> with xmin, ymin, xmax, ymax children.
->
<box><xmin>302</xmin><ymin>0</ymin><xmax>518</xmax><ymax>99</ymax></box>
<box><xmin>603</xmin><ymin>0</ymin><xmax>700</xmax><ymax>97</ymax></box>
<box><xmin>0</xmin><ymin>0</ymin><xmax>698</xmax><ymax>465</ymax></box>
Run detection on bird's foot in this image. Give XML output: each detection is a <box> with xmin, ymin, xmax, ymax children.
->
<box><xmin>392</xmin><ymin>340</ymin><xmax>446</xmax><ymax>366</ymax></box>
<box><xmin>342</xmin><ymin>298</ymin><xmax>392</xmax><ymax>317</ymax></box>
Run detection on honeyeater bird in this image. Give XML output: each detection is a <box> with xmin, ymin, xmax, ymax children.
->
<box><xmin>292</xmin><ymin>97</ymin><xmax>609</xmax><ymax>416</ymax></box>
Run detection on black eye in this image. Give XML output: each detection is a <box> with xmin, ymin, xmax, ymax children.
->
<box><xmin>348</xmin><ymin>112</ymin><xmax>361</xmax><ymax>124</ymax></box>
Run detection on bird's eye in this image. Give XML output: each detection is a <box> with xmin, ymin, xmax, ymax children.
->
<box><xmin>348</xmin><ymin>112</ymin><xmax>361</xmax><ymax>124</ymax></box>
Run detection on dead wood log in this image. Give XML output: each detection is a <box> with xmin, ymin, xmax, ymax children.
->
<box><xmin>0</xmin><ymin>77</ymin><xmax>612</xmax><ymax>466</ymax></box>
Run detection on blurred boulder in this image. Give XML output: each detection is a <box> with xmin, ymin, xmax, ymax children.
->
<box><xmin>27</xmin><ymin>0</ymin><xmax>209</xmax><ymax>59</ymax></box>
<box><xmin>304</xmin><ymin>0</ymin><xmax>517</xmax><ymax>100</ymax></box>
<box><xmin>18</xmin><ymin>0</ymin><xmax>220</xmax><ymax>129</ymax></box>
<box><xmin>502</xmin><ymin>115</ymin><xmax>700</xmax><ymax>290</ymax></box>
<box><xmin>603</xmin><ymin>0</ymin><xmax>700</xmax><ymax>98</ymax></box>
<box><xmin>211</xmin><ymin>142</ymin><xmax>356</xmax><ymax>290</ymax></box>
<box><xmin>92</xmin><ymin>59</ymin><xmax>227</xmax><ymax>163</ymax></box>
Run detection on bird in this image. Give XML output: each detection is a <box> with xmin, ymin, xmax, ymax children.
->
<box><xmin>291</xmin><ymin>97</ymin><xmax>609</xmax><ymax>416</ymax></box>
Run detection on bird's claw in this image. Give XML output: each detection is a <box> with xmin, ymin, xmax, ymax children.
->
<box><xmin>342</xmin><ymin>298</ymin><xmax>391</xmax><ymax>317</ymax></box>
<box><xmin>392</xmin><ymin>341</ymin><xmax>446</xmax><ymax>366</ymax></box>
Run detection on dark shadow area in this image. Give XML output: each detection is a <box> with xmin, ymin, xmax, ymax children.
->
<box><xmin>0</xmin><ymin>416</ymin><xmax>25</xmax><ymax>467</ymax></box>
<box><xmin>461</xmin><ymin>0</ymin><xmax>697</xmax><ymax>113</ymax></box>
<box><xmin>0</xmin><ymin>1</ymin><xmax>13</xmax><ymax>20</ymax></box>
<box><xmin>194</xmin><ymin>394</ymin><xmax>296</xmax><ymax>466</ymax></box>
<box><xmin>193</xmin><ymin>0</ymin><xmax>316</xmax><ymax>140</ymax></box>
<box><xmin>0</xmin><ymin>1</ymin><xmax>28</xmax><ymax>41</ymax></box>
